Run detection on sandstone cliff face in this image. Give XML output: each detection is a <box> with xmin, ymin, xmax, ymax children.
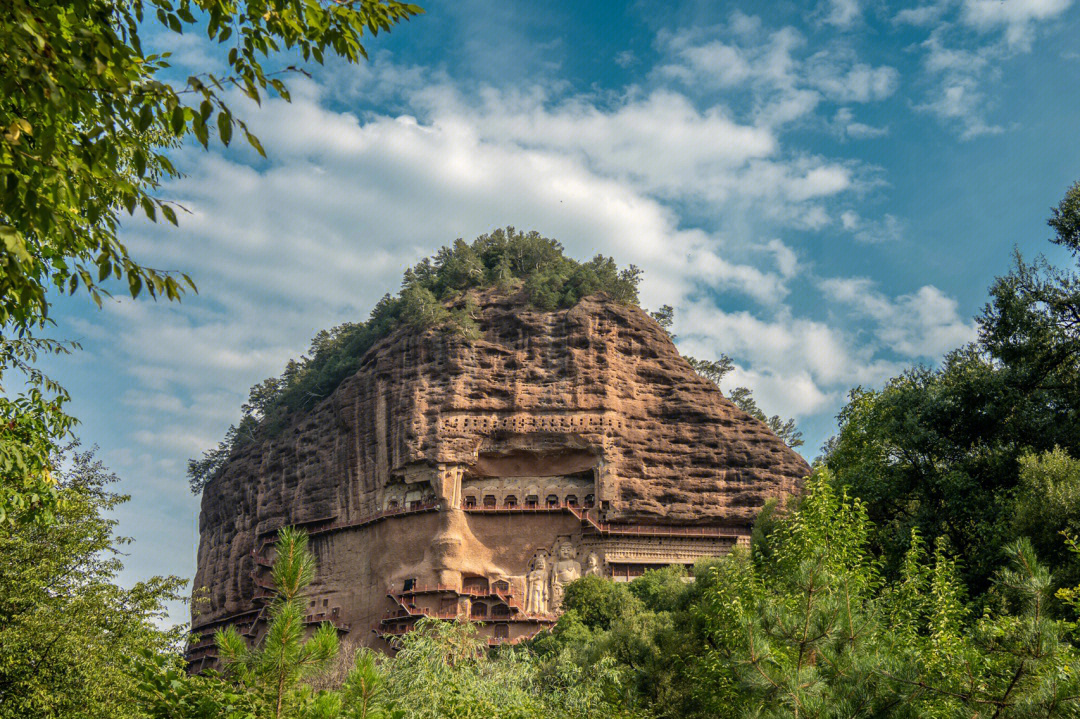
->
<box><xmin>192</xmin><ymin>289</ymin><xmax>808</xmax><ymax>634</ymax></box>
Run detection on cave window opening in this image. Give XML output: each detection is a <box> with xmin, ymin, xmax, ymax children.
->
<box><xmin>584</xmin><ymin>494</ymin><xmax>595</xmax><ymax>508</ymax></box>
<box><xmin>493</xmin><ymin>579</ymin><xmax>510</xmax><ymax>594</ymax></box>
<box><xmin>546</xmin><ymin>494</ymin><xmax>559</xmax><ymax>508</ymax></box>
<box><xmin>494</xmin><ymin>623</ymin><xmax>509</xmax><ymax>639</ymax></box>
<box><xmin>464</xmin><ymin>576</ymin><xmax>489</xmax><ymax>594</ymax></box>
<box><xmin>470</xmin><ymin>602</ymin><xmax>488</xmax><ymax>618</ymax></box>
<box><xmin>464</xmin><ymin>495</ymin><xmax>477</xmax><ymax>509</ymax></box>
<box><xmin>565</xmin><ymin>494</ymin><xmax>578</xmax><ymax>507</ymax></box>
<box><xmin>403</xmin><ymin>578</ymin><xmax>416</xmax><ymax>591</ymax></box>
<box><xmin>483</xmin><ymin>494</ymin><xmax>496</xmax><ymax>508</ymax></box>
<box><xmin>503</xmin><ymin>495</ymin><xmax>518</xmax><ymax>508</ymax></box>
<box><xmin>492</xmin><ymin>603</ymin><xmax>510</xmax><ymax>618</ymax></box>
<box><xmin>525</xmin><ymin>495</ymin><xmax>538</xmax><ymax>508</ymax></box>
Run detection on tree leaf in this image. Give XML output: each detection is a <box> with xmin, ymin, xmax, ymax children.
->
<box><xmin>217</xmin><ymin>111</ymin><xmax>232</xmax><ymax>146</ymax></box>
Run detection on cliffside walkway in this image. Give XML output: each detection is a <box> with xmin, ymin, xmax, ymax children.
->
<box><xmin>195</xmin><ymin>498</ymin><xmax>744</xmax><ymax>663</ymax></box>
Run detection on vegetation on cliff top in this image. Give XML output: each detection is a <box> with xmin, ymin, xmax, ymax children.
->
<box><xmin>188</xmin><ymin>228</ymin><xmax>643</xmax><ymax>492</ymax></box>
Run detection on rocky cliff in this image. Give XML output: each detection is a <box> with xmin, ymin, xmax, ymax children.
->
<box><xmin>191</xmin><ymin>288</ymin><xmax>808</xmax><ymax>648</ymax></box>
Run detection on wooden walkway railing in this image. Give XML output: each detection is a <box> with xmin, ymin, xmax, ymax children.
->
<box><xmin>467</xmin><ymin>502</ymin><xmax>744</xmax><ymax>538</ymax></box>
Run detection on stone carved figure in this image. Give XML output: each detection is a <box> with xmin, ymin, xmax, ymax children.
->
<box><xmin>550</xmin><ymin>541</ymin><xmax>581</xmax><ymax>609</ymax></box>
<box><xmin>584</xmin><ymin>552</ymin><xmax>601</xmax><ymax>576</ymax></box>
<box><xmin>525</xmin><ymin>554</ymin><xmax>549</xmax><ymax>615</ymax></box>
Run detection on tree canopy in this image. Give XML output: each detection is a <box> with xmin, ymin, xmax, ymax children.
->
<box><xmin>1</xmin><ymin>0</ymin><xmax>422</xmax><ymax>525</ymax></box>
<box><xmin>0</xmin><ymin>445</ymin><xmax>183</xmax><ymax>719</ymax></box>
<box><xmin>825</xmin><ymin>180</ymin><xmax>1080</xmax><ymax>592</ymax></box>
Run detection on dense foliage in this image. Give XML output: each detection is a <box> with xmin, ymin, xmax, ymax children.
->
<box><xmin>526</xmin><ymin>472</ymin><xmax>1080</xmax><ymax>718</ymax></box>
<box><xmin>133</xmin><ymin>471</ymin><xmax>1080</xmax><ymax>719</ymax></box>
<box><xmin>825</xmin><ymin>181</ymin><xmax>1080</xmax><ymax>592</ymax></box>
<box><xmin>0</xmin><ymin>445</ymin><xmax>183</xmax><ymax>719</ymax></box>
<box><xmin>188</xmin><ymin>228</ymin><xmax>643</xmax><ymax>492</ymax></box>
<box><xmin>1</xmin><ymin>0</ymin><xmax>421</xmax><ymax>525</ymax></box>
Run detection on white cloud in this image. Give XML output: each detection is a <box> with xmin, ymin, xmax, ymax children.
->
<box><xmin>676</xmin><ymin>300</ymin><xmax>905</xmax><ymax>415</ymax></box>
<box><xmin>918</xmin><ymin>80</ymin><xmax>1007</xmax><ymax>138</ymax></box>
<box><xmin>912</xmin><ymin>31</ymin><xmax>1005</xmax><ymax>137</ymax></box>
<box><xmin>897</xmin><ymin>0</ymin><xmax>1072</xmax><ymax>43</ymax></box>
<box><xmin>655</xmin><ymin>21</ymin><xmax>898</xmax><ymax>135</ymax></box>
<box><xmin>962</xmin><ymin>0</ymin><xmax>1073</xmax><ymax>49</ymax></box>
<box><xmin>905</xmin><ymin>0</ymin><xmax>1071</xmax><ymax>136</ymax></box>
<box><xmin>895</xmin><ymin>3</ymin><xmax>949</xmax><ymax>25</ymax></box>
<box><xmin>657</xmin><ymin>40</ymin><xmax>754</xmax><ymax>88</ymax></box>
<box><xmin>765</xmin><ymin>239</ymin><xmax>799</xmax><ymax>279</ymax></box>
<box><xmin>724</xmin><ymin>366</ymin><xmax>833</xmax><ymax>418</ymax></box>
<box><xmin>838</xmin><ymin>211</ymin><xmax>904</xmax><ymax>243</ymax></box>
<box><xmin>806</xmin><ymin>52</ymin><xmax>900</xmax><ymax>102</ymax></box>
<box><xmin>834</xmin><ymin>108</ymin><xmax>890</xmax><ymax>138</ymax></box>
<box><xmin>820</xmin><ymin>277</ymin><xmax>978</xmax><ymax>357</ymax></box>
<box><xmin>822</xmin><ymin>0</ymin><xmax>863</xmax><ymax>27</ymax></box>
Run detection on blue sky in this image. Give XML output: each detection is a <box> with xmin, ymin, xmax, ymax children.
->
<box><xmin>41</xmin><ymin>0</ymin><xmax>1080</xmax><ymax>622</ymax></box>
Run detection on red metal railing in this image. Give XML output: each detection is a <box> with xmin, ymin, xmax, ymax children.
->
<box><xmin>565</xmin><ymin>504</ymin><xmax>744</xmax><ymax>538</ymax></box>
<box><xmin>304</xmin><ymin>612</ymin><xmax>351</xmax><ymax>632</ymax></box>
<box><xmin>389</xmin><ymin>585</ymin><xmax>525</xmax><ymax>612</ymax></box>
<box><xmin>466</xmin><ymin>502</ymin><xmax>742</xmax><ymax>538</ymax></box>
<box><xmin>463</xmin><ymin>502</ymin><xmax>588</xmax><ymax>514</ymax></box>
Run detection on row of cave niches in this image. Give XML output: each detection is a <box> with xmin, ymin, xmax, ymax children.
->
<box><xmin>461</xmin><ymin>492</ymin><xmax>595</xmax><ymax>510</ymax></box>
<box><xmin>379</xmin><ymin>492</ymin><xmax>604</xmax><ymax>513</ymax></box>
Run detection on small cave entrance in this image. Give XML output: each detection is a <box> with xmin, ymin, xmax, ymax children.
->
<box><xmin>463</xmin><ymin>575</ymin><xmax>489</xmax><ymax>595</ymax></box>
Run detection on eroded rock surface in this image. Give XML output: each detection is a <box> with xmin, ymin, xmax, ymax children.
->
<box><xmin>190</xmin><ymin>289</ymin><xmax>808</xmax><ymax>663</ymax></box>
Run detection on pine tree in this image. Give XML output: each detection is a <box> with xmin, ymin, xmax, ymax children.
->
<box><xmin>216</xmin><ymin>527</ymin><xmax>340</xmax><ymax>719</ymax></box>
